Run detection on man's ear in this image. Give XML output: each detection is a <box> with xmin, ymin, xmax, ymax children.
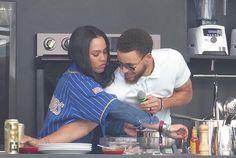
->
<box><xmin>145</xmin><ymin>53</ymin><xmax>153</xmax><ymax>60</ymax></box>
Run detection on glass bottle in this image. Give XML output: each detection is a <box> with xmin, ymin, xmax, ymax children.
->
<box><xmin>190</xmin><ymin>126</ymin><xmax>199</xmax><ymax>154</ymax></box>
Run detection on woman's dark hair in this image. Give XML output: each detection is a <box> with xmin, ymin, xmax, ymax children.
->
<box><xmin>68</xmin><ymin>25</ymin><xmax>116</xmax><ymax>88</ymax></box>
<box><xmin>117</xmin><ymin>28</ymin><xmax>153</xmax><ymax>56</ymax></box>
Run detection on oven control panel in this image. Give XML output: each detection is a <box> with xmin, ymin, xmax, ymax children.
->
<box><xmin>36</xmin><ymin>33</ymin><xmax>70</xmax><ymax>57</ymax></box>
<box><xmin>36</xmin><ymin>33</ymin><xmax>160</xmax><ymax>57</ymax></box>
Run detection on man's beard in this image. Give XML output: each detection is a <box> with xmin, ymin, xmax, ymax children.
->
<box><xmin>124</xmin><ymin>67</ymin><xmax>146</xmax><ymax>84</ymax></box>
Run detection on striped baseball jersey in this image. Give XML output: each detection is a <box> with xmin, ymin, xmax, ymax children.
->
<box><xmin>38</xmin><ymin>64</ymin><xmax>118</xmax><ymax>141</ymax></box>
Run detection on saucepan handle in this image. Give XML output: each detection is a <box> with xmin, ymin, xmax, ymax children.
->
<box><xmin>170</xmin><ymin>113</ymin><xmax>204</xmax><ymax>122</ymax></box>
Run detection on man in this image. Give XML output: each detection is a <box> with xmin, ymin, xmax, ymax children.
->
<box><xmin>105</xmin><ymin>28</ymin><xmax>192</xmax><ymax>136</ymax></box>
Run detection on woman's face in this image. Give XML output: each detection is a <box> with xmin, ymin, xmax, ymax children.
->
<box><xmin>89</xmin><ymin>36</ymin><xmax>108</xmax><ymax>73</ymax></box>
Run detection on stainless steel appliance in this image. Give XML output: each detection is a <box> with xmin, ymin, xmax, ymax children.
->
<box><xmin>35</xmin><ymin>33</ymin><xmax>161</xmax><ymax>132</ymax></box>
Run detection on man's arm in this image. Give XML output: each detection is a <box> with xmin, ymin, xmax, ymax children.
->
<box><xmin>140</xmin><ymin>79</ymin><xmax>192</xmax><ymax>114</ymax></box>
<box><xmin>22</xmin><ymin>120</ymin><xmax>98</xmax><ymax>147</ymax></box>
<box><xmin>163</xmin><ymin>79</ymin><xmax>192</xmax><ymax>108</ymax></box>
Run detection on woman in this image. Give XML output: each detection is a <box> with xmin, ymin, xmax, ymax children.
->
<box><xmin>23</xmin><ymin>25</ymin><xmax>188</xmax><ymax>147</ymax></box>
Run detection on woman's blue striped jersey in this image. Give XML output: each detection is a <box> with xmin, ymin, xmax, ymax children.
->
<box><xmin>38</xmin><ymin>64</ymin><xmax>118</xmax><ymax>139</ymax></box>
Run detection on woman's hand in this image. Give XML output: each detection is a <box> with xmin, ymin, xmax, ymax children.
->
<box><xmin>21</xmin><ymin>135</ymin><xmax>46</xmax><ymax>147</ymax></box>
<box><xmin>168</xmin><ymin>124</ymin><xmax>188</xmax><ymax>141</ymax></box>
<box><xmin>123</xmin><ymin>123</ymin><xmax>137</xmax><ymax>137</ymax></box>
<box><xmin>21</xmin><ymin>120</ymin><xmax>98</xmax><ymax>148</ymax></box>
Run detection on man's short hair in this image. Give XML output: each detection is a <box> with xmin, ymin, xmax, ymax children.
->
<box><xmin>117</xmin><ymin>28</ymin><xmax>153</xmax><ymax>55</ymax></box>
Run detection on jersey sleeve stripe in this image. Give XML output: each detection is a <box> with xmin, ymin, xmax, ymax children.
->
<box><xmin>99</xmin><ymin>98</ymin><xmax>117</xmax><ymax>124</ymax></box>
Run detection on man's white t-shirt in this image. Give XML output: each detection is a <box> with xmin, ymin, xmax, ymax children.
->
<box><xmin>105</xmin><ymin>48</ymin><xmax>191</xmax><ymax>124</ymax></box>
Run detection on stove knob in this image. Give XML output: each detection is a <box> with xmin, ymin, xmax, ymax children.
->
<box><xmin>61</xmin><ymin>37</ymin><xmax>70</xmax><ymax>51</ymax></box>
<box><xmin>43</xmin><ymin>38</ymin><xmax>56</xmax><ymax>50</ymax></box>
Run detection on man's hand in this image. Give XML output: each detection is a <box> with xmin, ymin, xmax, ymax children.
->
<box><xmin>139</xmin><ymin>79</ymin><xmax>192</xmax><ymax>114</ymax></box>
<box><xmin>140</xmin><ymin>95</ymin><xmax>162</xmax><ymax>114</ymax></box>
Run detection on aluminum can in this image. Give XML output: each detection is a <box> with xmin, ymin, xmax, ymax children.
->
<box><xmin>18</xmin><ymin>123</ymin><xmax>24</xmax><ymax>148</ymax></box>
<box><xmin>4</xmin><ymin>119</ymin><xmax>19</xmax><ymax>154</ymax></box>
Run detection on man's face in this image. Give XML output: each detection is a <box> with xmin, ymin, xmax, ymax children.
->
<box><xmin>117</xmin><ymin>50</ymin><xmax>147</xmax><ymax>84</ymax></box>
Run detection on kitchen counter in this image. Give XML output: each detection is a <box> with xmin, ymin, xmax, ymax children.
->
<box><xmin>0</xmin><ymin>153</ymin><xmax>235</xmax><ymax>158</ymax></box>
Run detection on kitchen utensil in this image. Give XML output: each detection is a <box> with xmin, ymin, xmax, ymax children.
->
<box><xmin>223</xmin><ymin>97</ymin><xmax>236</xmax><ymax>125</ymax></box>
<box><xmin>218</xmin><ymin>126</ymin><xmax>233</xmax><ymax>156</ymax></box>
<box><xmin>232</xmin><ymin>128</ymin><xmax>236</xmax><ymax>155</ymax></box>
<box><xmin>97</xmin><ymin>144</ymin><xmax>115</xmax><ymax>150</ymax></box>
<box><xmin>224</xmin><ymin>97</ymin><xmax>236</xmax><ymax>116</ymax></box>
<box><xmin>170</xmin><ymin>113</ymin><xmax>204</xmax><ymax>121</ymax></box>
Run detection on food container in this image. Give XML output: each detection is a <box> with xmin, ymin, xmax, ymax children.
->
<box><xmin>99</xmin><ymin>137</ymin><xmax>140</xmax><ymax>155</ymax></box>
<box><xmin>19</xmin><ymin>147</ymin><xmax>38</xmax><ymax>154</ymax></box>
<box><xmin>99</xmin><ymin>137</ymin><xmax>138</xmax><ymax>148</ymax></box>
<box><xmin>102</xmin><ymin>147</ymin><xmax>125</xmax><ymax>155</ymax></box>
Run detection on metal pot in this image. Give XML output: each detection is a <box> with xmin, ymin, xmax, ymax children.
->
<box><xmin>137</xmin><ymin>129</ymin><xmax>175</xmax><ymax>149</ymax></box>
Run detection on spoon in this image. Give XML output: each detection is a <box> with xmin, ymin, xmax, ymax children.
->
<box><xmin>97</xmin><ymin>144</ymin><xmax>115</xmax><ymax>150</ymax></box>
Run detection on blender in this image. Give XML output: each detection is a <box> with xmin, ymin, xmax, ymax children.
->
<box><xmin>188</xmin><ymin>0</ymin><xmax>228</xmax><ymax>55</ymax></box>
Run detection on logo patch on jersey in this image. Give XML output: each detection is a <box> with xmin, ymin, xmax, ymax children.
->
<box><xmin>49</xmin><ymin>96</ymin><xmax>65</xmax><ymax>115</ymax></box>
<box><xmin>92</xmin><ymin>87</ymin><xmax>103</xmax><ymax>94</ymax></box>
